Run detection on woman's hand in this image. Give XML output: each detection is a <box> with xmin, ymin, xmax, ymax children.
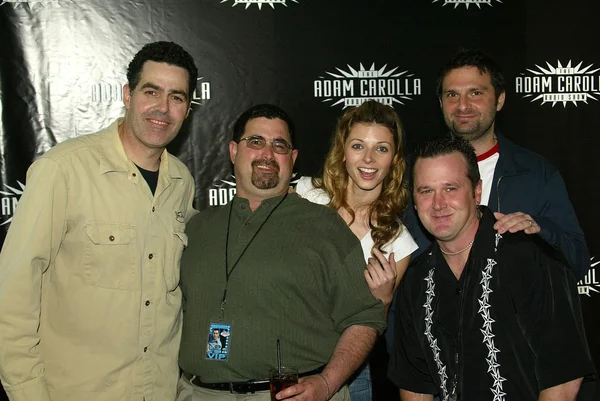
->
<box><xmin>364</xmin><ymin>249</ymin><xmax>397</xmax><ymax>307</ymax></box>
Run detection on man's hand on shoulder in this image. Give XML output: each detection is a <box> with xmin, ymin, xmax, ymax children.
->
<box><xmin>494</xmin><ymin>211</ymin><xmax>540</xmax><ymax>235</ymax></box>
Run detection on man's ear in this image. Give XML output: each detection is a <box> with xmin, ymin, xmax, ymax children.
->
<box><xmin>229</xmin><ymin>141</ymin><xmax>238</xmax><ymax>164</ymax></box>
<box><xmin>123</xmin><ymin>84</ymin><xmax>131</xmax><ymax>110</ymax></box>
<box><xmin>496</xmin><ymin>91</ymin><xmax>506</xmax><ymax>112</ymax></box>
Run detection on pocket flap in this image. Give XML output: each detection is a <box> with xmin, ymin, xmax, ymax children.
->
<box><xmin>86</xmin><ymin>222</ymin><xmax>136</xmax><ymax>245</ymax></box>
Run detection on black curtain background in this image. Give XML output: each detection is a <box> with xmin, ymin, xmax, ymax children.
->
<box><xmin>1</xmin><ymin>1</ymin><xmax>599</xmax><ymax>400</ymax></box>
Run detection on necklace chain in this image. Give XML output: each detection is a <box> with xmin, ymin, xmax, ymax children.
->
<box><xmin>440</xmin><ymin>238</ymin><xmax>475</xmax><ymax>256</ymax></box>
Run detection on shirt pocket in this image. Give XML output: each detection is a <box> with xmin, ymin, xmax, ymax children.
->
<box><xmin>84</xmin><ymin>222</ymin><xmax>137</xmax><ymax>290</ymax></box>
<box><xmin>165</xmin><ymin>230</ymin><xmax>188</xmax><ymax>292</ymax></box>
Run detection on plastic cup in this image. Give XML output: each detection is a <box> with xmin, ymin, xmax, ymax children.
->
<box><xmin>269</xmin><ymin>367</ymin><xmax>298</xmax><ymax>401</ymax></box>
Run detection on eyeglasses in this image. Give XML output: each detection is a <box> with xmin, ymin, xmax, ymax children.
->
<box><xmin>238</xmin><ymin>135</ymin><xmax>293</xmax><ymax>155</ymax></box>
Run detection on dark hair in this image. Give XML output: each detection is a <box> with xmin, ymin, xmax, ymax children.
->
<box><xmin>436</xmin><ymin>49</ymin><xmax>505</xmax><ymax>100</ymax></box>
<box><xmin>232</xmin><ymin>104</ymin><xmax>296</xmax><ymax>146</ymax></box>
<box><xmin>412</xmin><ymin>135</ymin><xmax>480</xmax><ymax>189</ymax></box>
<box><xmin>127</xmin><ymin>41</ymin><xmax>198</xmax><ymax>100</ymax></box>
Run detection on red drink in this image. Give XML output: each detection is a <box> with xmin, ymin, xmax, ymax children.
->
<box><xmin>269</xmin><ymin>367</ymin><xmax>298</xmax><ymax>401</ymax></box>
<box><xmin>270</xmin><ymin>378</ymin><xmax>297</xmax><ymax>400</ymax></box>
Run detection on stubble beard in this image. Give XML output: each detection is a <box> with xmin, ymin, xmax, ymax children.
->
<box><xmin>251</xmin><ymin>158</ymin><xmax>280</xmax><ymax>190</ymax></box>
<box><xmin>447</xmin><ymin>115</ymin><xmax>495</xmax><ymax>143</ymax></box>
<box><xmin>446</xmin><ymin>104</ymin><xmax>498</xmax><ymax>143</ymax></box>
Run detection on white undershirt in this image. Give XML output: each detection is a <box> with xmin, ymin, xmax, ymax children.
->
<box><xmin>478</xmin><ymin>152</ymin><xmax>499</xmax><ymax>207</ymax></box>
<box><xmin>295</xmin><ymin>176</ymin><xmax>418</xmax><ymax>263</ymax></box>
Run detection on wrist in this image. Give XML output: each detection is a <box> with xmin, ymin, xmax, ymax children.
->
<box><xmin>317</xmin><ymin>373</ymin><xmax>331</xmax><ymax>401</ymax></box>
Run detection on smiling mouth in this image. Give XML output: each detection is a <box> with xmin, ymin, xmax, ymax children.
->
<box><xmin>432</xmin><ymin>214</ymin><xmax>452</xmax><ymax>222</ymax></box>
<box><xmin>252</xmin><ymin>158</ymin><xmax>279</xmax><ymax>174</ymax></box>
<box><xmin>455</xmin><ymin>113</ymin><xmax>477</xmax><ymax>120</ymax></box>
<box><xmin>256</xmin><ymin>165</ymin><xmax>276</xmax><ymax>172</ymax></box>
<box><xmin>358</xmin><ymin>167</ymin><xmax>378</xmax><ymax>179</ymax></box>
<box><xmin>148</xmin><ymin>118</ymin><xmax>169</xmax><ymax>126</ymax></box>
<box><xmin>359</xmin><ymin>167</ymin><xmax>377</xmax><ymax>173</ymax></box>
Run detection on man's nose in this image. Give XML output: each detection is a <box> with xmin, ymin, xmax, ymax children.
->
<box><xmin>432</xmin><ymin>191</ymin><xmax>446</xmax><ymax>210</ymax></box>
<box><xmin>156</xmin><ymin>95</ymin><xmax>169</xmax><ymax>113</ymax></box>
<box><xmin>260</xmin><ymin>142</ymin><xmax>275</xmax><ymax>158</ymax></box>
<box><xmin>458</xmin><ymin>95</ymin><xmax>470</xmax><ymax>110</ymax></box>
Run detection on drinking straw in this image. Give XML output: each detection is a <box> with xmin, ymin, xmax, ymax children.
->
<box><xmin>277</xmin><ymin>339</ymin><xmax>282</xmax><ymax>373</ymax></box>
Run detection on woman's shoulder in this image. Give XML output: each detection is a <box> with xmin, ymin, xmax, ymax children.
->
<box><xmin>381</xmin><ymin>222</ymin><xmax>419</xmax><ymax>261</ymax></box>
<box><xmin>295</xmin><ymin>176</ymin><xmax>331</xmax><ymax>205</ymax></box>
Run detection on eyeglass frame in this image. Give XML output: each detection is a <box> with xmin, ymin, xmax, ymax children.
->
<box><xmin>237</xmin><ymin>135</ymin><xmax>294</xmax><ymax>155</ymax></box>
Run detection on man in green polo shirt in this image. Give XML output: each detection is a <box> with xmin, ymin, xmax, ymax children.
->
<box><xmin>177</xmin><ymin>104</ymin><xmax>386</xmax><ymax>401</ymax></box>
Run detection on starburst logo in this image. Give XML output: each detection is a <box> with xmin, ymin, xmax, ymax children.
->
<box><xmin>220</xmin><ymin>0</ymin><xmax>297</xmax><ymax>10</ymax></box>
<box><xmin>191</xmin><ymin>77</ymin><xmax>212</xmax><ymax>107</ymax></box>
<box><xmin>578</xmin><ymin>257</ymin><xmax>600</xmax><ymax>297</ymax></box>
<box><xmin>516</xmin><ymin>60</ymin><xmax>600</xmax><ymax>107</ymax></box>
<box><xmin>0</xmin><ymin>181</ymin><xmax>25</xmax><ymax>226</ymax></box>
<box><xmin>91</xmin><ymin>82</ymin><xmax>123</xmax><ymax>103</ymax></box>
<box><xmin>0</xmin><ymin>0</ymin><xmax>60</xmax><ymax>7</ymax></box>
<box><xmin>207</xmin><ymin>174</ymin><xmax>299</xmax><ymax>206</ymax></box>
<box><xmin>208</xmin><ymin>176</ymin><xmax>237</xmax><ymax>206</ymax></box>
<box><xmin>314</xmin><ymin>63</ymin><xmax>421</xmax><ymax>109</ymax></box>
<box><xmin>432</xmin><ymin>0</ymin><xmax>501</xmax><ymax>9</ymax></box>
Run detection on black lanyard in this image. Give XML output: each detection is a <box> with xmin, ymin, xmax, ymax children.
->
<box><xmin>220</xmin><ymin>194</ymin><xmax>287</xmax><ymax>320</ymax></box>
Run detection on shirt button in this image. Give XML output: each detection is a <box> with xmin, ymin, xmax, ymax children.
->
<box><xmin>152</xmin><ymin>207</ymin><xmax>155</xmax><ymax>212</ymax></box>
<box><xmin>241</xmin><ymin>205</ymin><xmax>246</xmax><ymax>209</ymax></box>
<box><xmin>455</xmin><ymin>288</ymin><xmax>461</xmax><ymax>295</ymax></box>
<box><xmin>132</xmin><ymin>173</ymin><xmax>137</xmax><ymax>178</ymax></box>
<box><xmin>143</xmin><ymin>347</ymin><xmax>148</xmax><ymax>352</ymax></box>
<box><xmin>145</xmin><ymin>300</ymin><xmax>150</xmax><ymax>306</ymax></box>
<box><xmin>109</xmin><ymin>235</ymin><xmax>115</xmax><ymax>242</ymax></box>
<box><xmin>148</xmin><ymin>254</ymin><xmax>153</xmax><ymax>260</ymax></box>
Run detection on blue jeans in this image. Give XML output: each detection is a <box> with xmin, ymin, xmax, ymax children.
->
<box><xmin>348</xmin><ymin>363</ymin><xmax>372</xmax><ymax>401</ymax></box>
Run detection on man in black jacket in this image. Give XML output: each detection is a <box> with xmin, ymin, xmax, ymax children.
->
<box><xmin>389</xmin><ymin>135</ymin><xmax>596</xmax><ymax>401</ymax></box>
<box><xmin>406</xmin><ymin>49</ymin><xmax>589</xmax><ymax>280</ymax></box>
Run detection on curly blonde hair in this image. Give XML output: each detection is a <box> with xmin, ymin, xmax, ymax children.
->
<box><xmin>312</xmin><ymin>100</ymin><xmax>409</xmax><ymax>251</ymax></box>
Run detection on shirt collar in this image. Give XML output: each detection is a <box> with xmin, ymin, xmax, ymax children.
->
<box><xmin>98</xmin><ymin>118</ymin><xmax>183</xmax><ymax>179</ymax></box>
<box><xmin>466</xmin><ymin>206</ymin><xmax>500</xmax><ymax>260</ymax></box>
<box><xmin>232</xmin><ymin>194</ymin><xmax>288</xmax><ymax>211</ymax></box>
<box><xmin>426</xmin><ymin>206</ymin><xmax>499</xmax><ymax>275</ymax></box>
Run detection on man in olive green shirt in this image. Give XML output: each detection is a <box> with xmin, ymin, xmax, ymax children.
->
<box><xmin>177</xmin><ymin>104</ymin><xmax>386</xmax><ymax>401</ymax></box>
<box><xmin>0</xmin><ymin>42</ymin><xmax>197</xmax><ymax>401</ymax></box>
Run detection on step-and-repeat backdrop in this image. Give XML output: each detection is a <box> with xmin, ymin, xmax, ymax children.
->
<box><xmin>0</xmin><ymin>0</ymin><xmax>599</xmax><ymax>397</ymax></box>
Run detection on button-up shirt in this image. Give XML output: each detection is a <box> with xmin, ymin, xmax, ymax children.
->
<box><xmin>179</xmin><ymin>195</ymin><xmax>386</xmax><ymax>382</ymax></box>
<box><xmin>0</xmin><ymin>119</ymin><xmax>195</xmax><ymax>401</ymax></box>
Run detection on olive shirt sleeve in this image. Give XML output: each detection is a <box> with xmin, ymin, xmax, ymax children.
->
<box><xmin>0</xmin><ymin>158</ymin><xmax>66</xmax><ymax>401</ymax></box>
<box><xmin>330</xmin><ymin>245</ymin><xmax>386</xmax><ymax>334</ymax></box>
<box><xmin>311</xmin><ymin>202</ymin><xmax>386</xmax><ymax>335</ymax></box>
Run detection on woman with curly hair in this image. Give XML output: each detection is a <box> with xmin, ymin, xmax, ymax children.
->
<box><xmin>296</xmin><ymin>100</ymin><xmax>418</xmax><ymax>401</ymax></box>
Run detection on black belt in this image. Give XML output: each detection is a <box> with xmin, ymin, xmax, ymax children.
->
<box><xmin>182</xmin><ymin>365</ymin><xmax>325</xmax><ymax>394</ymax></box>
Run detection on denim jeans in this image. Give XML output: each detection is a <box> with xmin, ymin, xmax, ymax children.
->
<box><xmin>348</xmin><ymin>363</ymin><xmax>372</xmax><ymax>401</ymax></box>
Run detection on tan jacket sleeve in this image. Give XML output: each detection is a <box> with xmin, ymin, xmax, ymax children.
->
<box><xmin>0</xmin><ymin>158</ymin><xmax>67</xmax><ymax>401</ymax></box>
